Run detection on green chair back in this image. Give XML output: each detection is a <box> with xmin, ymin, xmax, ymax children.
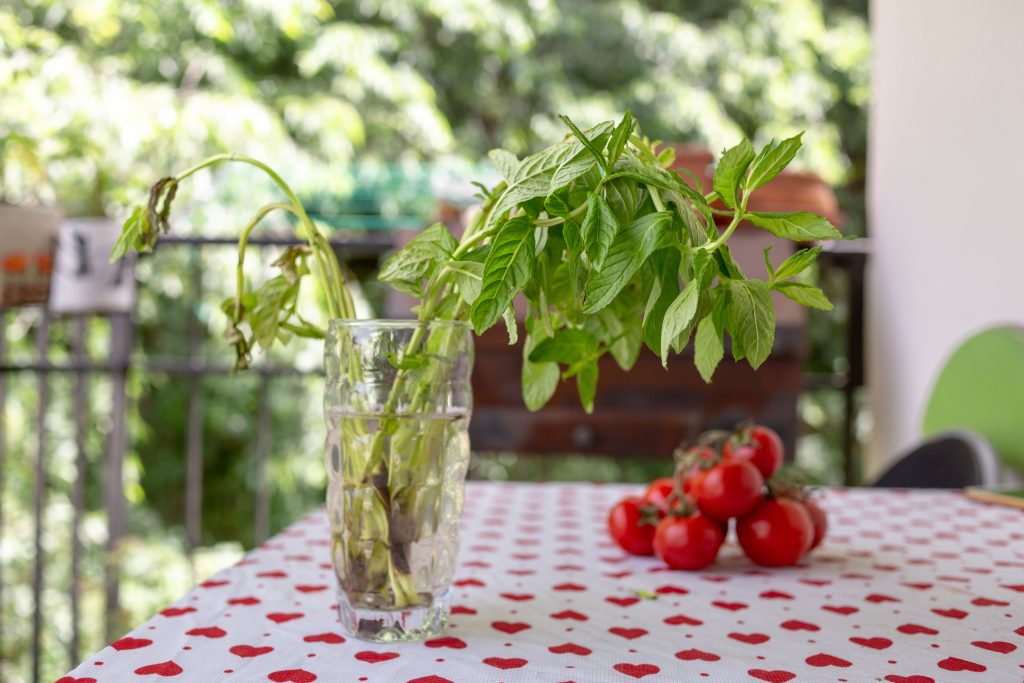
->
<box><xmin>922</xmin><ymin>326</ymin><xmax>1024</xmax><ymax>472</ymax></box>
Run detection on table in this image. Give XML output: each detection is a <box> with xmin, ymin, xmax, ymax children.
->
<box><xmin>61</xmin><ymin>483</ymin><xmax>1024</xmax><ymax>682</ymax></box>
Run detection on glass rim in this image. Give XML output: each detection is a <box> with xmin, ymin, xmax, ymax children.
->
<box><xmin>327</xmin><ymin>318</ymin><xmax>472</xmax><ymax>329</ymax></box>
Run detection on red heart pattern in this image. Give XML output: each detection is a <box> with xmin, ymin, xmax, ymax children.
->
<box><xmin>606</xmin><ymin>596</ymin><xmax>640</xmax><ymax>607</ymax></box>
<box><xmin>937</xmin><ymin>656</ymin><xmax>986</xmax><ymax>672</ymax></box>
<box><xmin>748</xmin><ymin>670</ymin><xmax>797</xmax><ymax>682</ymax></box>
<box><xmin>354</xmin><ymin>651</ymin><xmax>399</xmax><ymax>663</ymax></box>
<box><xmin>425</xmin><ymin>637</ymin><xmax>467</xmax><ymax>649</ymax></box>
<box><xmin>492</xmin><ymin>620</ymin><xmax>531</xmax><ymax>634</ymax></box>
<box><xmin>134</xmin><ymin>661</ymin><xmax>183</xmax><ymax>676</ymax></box>
<box><xmin>549</xmin><ymin>643</ymin><xmax>592</xmax><ymax>655</ymax></box>
<box><xmin>971</xmin><ymin>640</ymin><xmax>1016</xmax><ymax>654</ymax></box>
<box><xmin>608</xmin><ymin>627</ymin><xmax>647</xmax><ymax>640</ymax></box>
<box><xmin>229</xmin><ymin>645</ymin><xmax>273</xmax><ymax>658</ymax></box>
<box><xmin>850</xmin><ymin>636</ymin><xmax>892</xmax><ymax>650</ymax></box>
<box><xmin>266</xmin><ymin>612</ymin><xmax>303</xmax><ymax>623</ymax></box>
<box><xmin>482</xmin><ymin>657</ymin><xmax>527</xmax><ymax>670</ymax></box>
<box><xmin>780</xmin><ymin>619</ymin><xmax>819</xmax><ymax>631</ymax></box>
<box><xmin>822</xmin><ymin>605</ymin><xmax>858</xmax><ymax>615</ymax></box>
<box><xmin>111</xmin><ymin>637</ymin><xmax>152</xmax><ymax>651</ymax></box>
<box><xmin>806</xmin><ymin>653</ymin><xmax>852</xmax><ymax>667</ymax></box>
<box><xmin>675</xmin><ymin>648</ymin><xmax>720</xmax><ymax>661</ymax></box>
<box><xmin>228</xmin><ymin>596</ymin><xmax>261</xmax><ymax>605</ymax></box>
<box><xmin>613</xmin><ymin>663</ymin><xmax>660</xmax><ymax>678</ymax></box>
<box><xmin>303</xmin><ymin>632</ymin><xmax>344</xmax><ymax>644</ymax></box>
<box><xmin>664</xmin><ymin>613</ymin><xmax>703</xmax><ymax>626</ymax></box>
<box><xmin>186</xmin><ymin>626</ymin><xmax>226</xmax><ymax>638</ymax></box>
<box><xmin>268</xmin><ymin>670</ymin><xmax>317</xmax><ymax>682</ymax></box>
<box><xmin>56</xmin><ymin>485</ymin><xmax>1024</xmax><ymax>682</ymax></box>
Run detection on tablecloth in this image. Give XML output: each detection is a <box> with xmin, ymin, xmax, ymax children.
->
<box><xmin>61</xmin><ymin>482</ymin><xmax>1024</xmax><ymax>682</ymax></box>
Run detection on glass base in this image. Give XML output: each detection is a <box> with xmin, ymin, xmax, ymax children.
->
<box><xmin>337</xmin><ymin>588</ymin><xmax>451</xmax><ymax>642</ymax></box>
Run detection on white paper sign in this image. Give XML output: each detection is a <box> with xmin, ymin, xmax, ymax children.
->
<box><xmin>49</xmin><ymin>218</ymin><xmax>135</xmax><ymax>314</ymax></box>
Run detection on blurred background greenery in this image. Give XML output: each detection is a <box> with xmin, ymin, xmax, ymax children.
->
<box><xmin>0</xmin><ymin>0</ymin><xmax>869</xmax><ymax>680</ymax></box>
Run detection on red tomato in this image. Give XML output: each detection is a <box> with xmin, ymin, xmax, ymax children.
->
<box><xmin>724</xmin><ymin>425</ymin><xmax>784</xmax><ymax>479</ymax></box>
<box><xmin>694</xmin><ymin>459</ymin><xmax>764</xmax><ymax>521</ymax></box>
<box><xmin>643</xmin><ymin>477</ymin><xmax>676</xmax><ymax>513</ymax></box>
<box><xmin>736</xmin><ymin>498</ymin><xmax>814</xmax><ymax>567</ymax></box>
<box><xmin>802</xmin><ymin>498</ymin><xmax>828</xmax><ymax>550</ymax></box>
<box><xmin>682</xmin><ymin>447</ymin><xmax>717</xmax><ymax>501</ymax></box>
<box><xmin>607</xmin><ymin>497</ymin><xmax>657</xmax><ymax>556</ymax></box>
<box><xmin>653</xmin><ymin>513</ymin><xmax>725</xmax><ymax>570</ymax></box>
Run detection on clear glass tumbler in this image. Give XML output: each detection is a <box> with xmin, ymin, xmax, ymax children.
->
<box><xmin>323</xmin><ymin>319</ymin><xmax>473</xmax><ymax>642</ymax></box>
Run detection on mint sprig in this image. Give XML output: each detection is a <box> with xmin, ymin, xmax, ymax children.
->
<box><xmin>391</xmin><ymin>114</ymin><xmax>842</xmax><ymax>412</ymax></box>
<box><xmin>112</xmin><ymin>114</ymin><xmax>843</xmax><ymax>412</ymax></box>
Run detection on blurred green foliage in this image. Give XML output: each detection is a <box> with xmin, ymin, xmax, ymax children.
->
<box><xmin>0</xmin><ymin>1</ymin><xmax>868</xmax><ymax>680</ymax></box>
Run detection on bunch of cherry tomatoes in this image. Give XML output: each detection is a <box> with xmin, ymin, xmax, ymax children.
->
<box><xmin>608</xmin><ymin>424</ymin><xmax>827</xmax><ymax>570</ymax></box>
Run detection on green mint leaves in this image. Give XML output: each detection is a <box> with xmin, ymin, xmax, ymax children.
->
<box><xmin>379</xmin><ymin>116</ymin><xmax>845</xmax><ymax>413</ymax></box>
<box><xmin>470</xmin><ymin>216</ymin><xmax>535</xmax><ymax>332</ymax></box>
<box><xmin>713</xmin><ymin>139</ymin><xmax>754</xmax><ymax>209</ymax></box>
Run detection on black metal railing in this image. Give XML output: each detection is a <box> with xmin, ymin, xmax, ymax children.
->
<box><xmin>0</xmin><ymin>233</ymin><xmax>391</xmax><ymax>682</ymax></box>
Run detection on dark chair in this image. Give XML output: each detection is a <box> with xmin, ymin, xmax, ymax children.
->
<box><xmin>872</xmin><ymin>430</ymin><xmax>1001</xmax><ymax>488</ymax></box>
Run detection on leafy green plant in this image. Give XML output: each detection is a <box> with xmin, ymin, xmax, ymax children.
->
<box><xmin>376</xmin><ymin>112</ymin><xmax>840</xmax><ymax>411</ymax></box>
<box><xmin>114</xmin><ymin>114</ymin><xmax>840</xmax><ymax>408</ymax></box>
<box><xmin>113</xmin><ymin>112</ymin><xmax>841</xmax><ymax>620</ymax></box>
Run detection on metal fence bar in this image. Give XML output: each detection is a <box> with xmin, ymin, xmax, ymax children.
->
<box><xmin>253</xmin><ymin>375</ymin><xmax>271</xmax><ymax>544</ymax></box>
<box><xmin>104</xmin><ymin>313</ymin><xmax>130</xmax><ymax>643</ymax></box>
<box><xmin>157</xmin><ymin>233</ymin><xmax>394</xmax><ymax>256</ymax></box>
<box><xmin>185</xmin><ymin>249</ymin><xmax>204</xmax><ymax>574</ymax></box>
<box><xmin>843</xmin><ymin>248</ymin><xmax>866</xmax><ymax>485</ymax></box>
<box><xmin>0</xmin><ymin>310</ymin><xmax>6</xmax><ymax>682</ymax></box>
<box><xmin>30</xmin><ymin>312</ymin><xmax>50</xmax><ymax>683</ymax></box>
<box><xmin>69</xmin><ymin>317</ymin><xmax>88</xmax><ymax>666</ymax></box>
<box><xmin>0</xmin><ymin>360</ymin><xmax>316</xmax><ymax>376</ymax></box>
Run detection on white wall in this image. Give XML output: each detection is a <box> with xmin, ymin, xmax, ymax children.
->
<box><xmin>867</xmin><ymin>0</ymin><xmax>1024</xmax><ymax>475</ymax></box>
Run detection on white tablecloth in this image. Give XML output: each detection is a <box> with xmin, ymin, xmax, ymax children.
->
<box><xmin>61</xmin><ymin>483</ymin><xmax>1024</xmax><ymax>682</ymax></box>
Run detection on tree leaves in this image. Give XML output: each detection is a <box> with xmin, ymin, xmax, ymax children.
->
<box><xmin>744</xmin><ymin>133</ymin><xmax>803</xmax><ymax>192</ymax></box>
<box><xmin>726</xmin><ymin>279</ymin><xmax>775</xmax><ymax>369</ymax></box>
<box><xmin>581</xmin><ymin>191</ymin><xmax>618</xmax><ymax>269</ymax></box>
<box><xmin>747</xmin><ymin>212</ymin><xmax>842</xmax><ymax>241</ymax></box>
<box><xmin>583</xmin><ymin>211</ymin><xmax>674</xmax><ymax>314</ymax></box>
<box><xmin>471</xmin><ymin>216</ymin><xmax>535</xmax><ymax>332</ymax></box>
<box><xmin>713</xmin><ymin>139</ymin><xmax>754</xmax><ymax>209</ymax></box>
